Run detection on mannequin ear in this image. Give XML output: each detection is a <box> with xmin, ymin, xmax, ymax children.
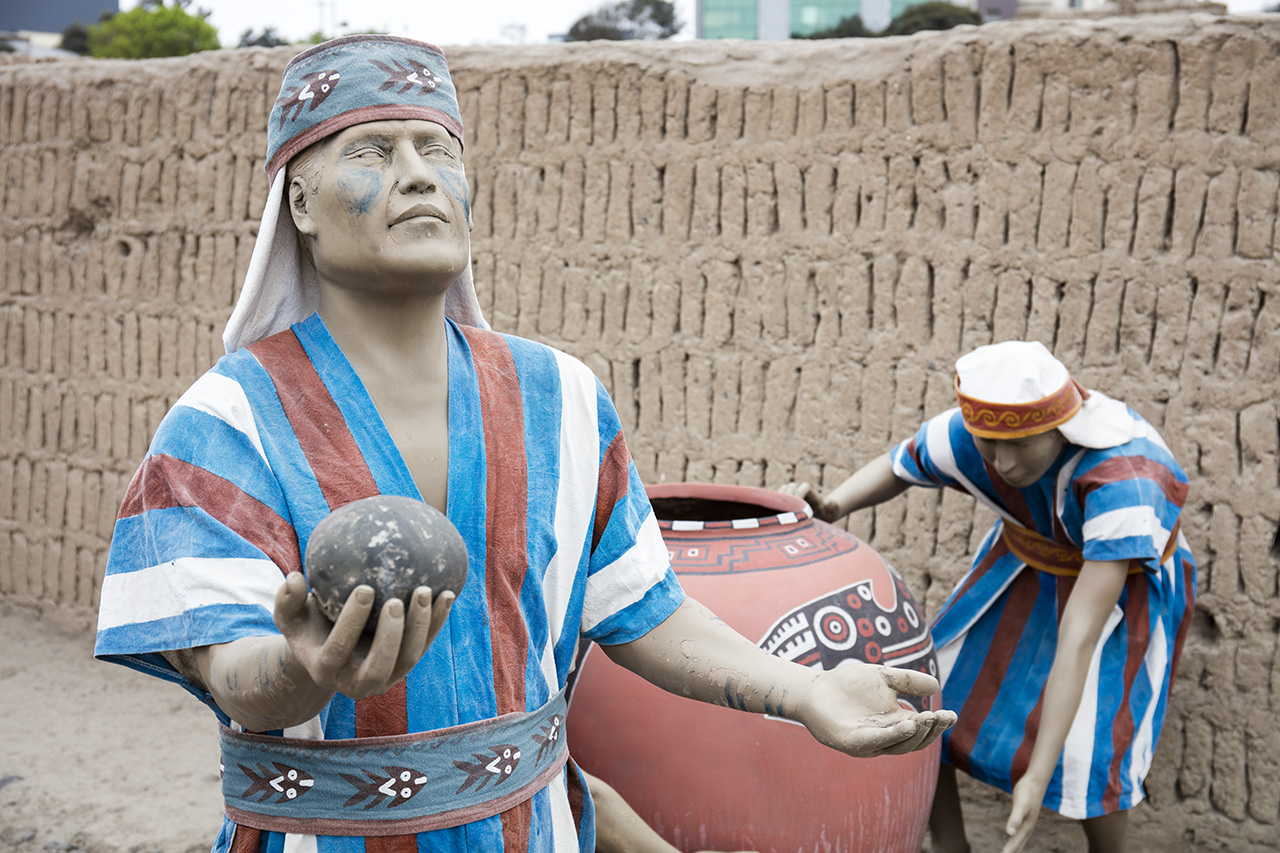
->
<box><xmin>289</xmin><ymin>175</ymin><xmax>319</xmax><ymax>237</ymax></box>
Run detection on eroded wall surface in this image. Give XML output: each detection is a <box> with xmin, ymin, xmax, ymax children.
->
<box><xmin>1</xmin><ymin>14</ymin><xmax>1278</xmax><ymax>848</ymax></box>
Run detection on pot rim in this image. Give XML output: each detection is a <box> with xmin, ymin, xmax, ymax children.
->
<box><xmin>644</xmin><ymin>482</ymin><xmax>813</xmax><ymax>531</ymax></box>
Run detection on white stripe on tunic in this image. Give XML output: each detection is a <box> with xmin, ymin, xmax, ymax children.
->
<box><xmin>549</xmin><ymin>768</ymin><xmax>581</xmax><ymax>853</ymax></box>
<box><xmin>98</xmin><ymin>557</ymin><xmax>281</xmax><ymax>630</ymax></box>
<box><xmin>174</xmin><ymin>371</ymin><xmax>270</xmax><ymax>465</ymax></box>
<box><xmin>1081</xmin><ymin>505</ymin><xmax>1169</xmax><ymax>555</ymax></box>
<box><xmin>914</xmin><ymin>412</ymin><xmax>1019</xmax><ymax>527</ymax></box>
<box><xmin>1128</xmin><ymin>618</ymin><xmax>1169</xmax><ymax>801</ymax></box>
<box><xmin>581</xmin><ymin>513</ymin><xmax>669</xmax><ymax>634</ymax></box>
<box><xmin>539</xmin><ymin>350</ymin><xmax>600</xmax><ymax>687</ymax></box>
<box><xmin>1058</xmin><ymin>603</ymin><xmax>1124</xmax><ymax>818</ymax></box>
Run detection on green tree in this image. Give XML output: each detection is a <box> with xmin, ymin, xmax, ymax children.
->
<box><xmin>0</xmin><ymin>39</ymin><xmax>13</xmax><ymax>54</ymax></box>
<box><xmin>798</xmin><ymin>14</ymin><xmax>872</xmax><ymax>38</ymax></box>
<box><xmin>238</xmin><ymin>27</ymin><xmax>290</xmax><ymax>47</ymax></box>
<box><xmin>565</xmin><ymin>0</ymin><xmax>681</xmax><ymax>41</ymax></box>
<box><xmin>882</xmin><ymin>1</ymin><xmax>981</xmax><ymax>37</ymax></box>
<box><xmin>60</xmin><ymin>20</ymin><xmax>91</xmax><ymax>54</ymax></box>
<box><xmin>87</xmin><ymin>0</ymin><xmax>221</xmax><ymax>58</ymax></box>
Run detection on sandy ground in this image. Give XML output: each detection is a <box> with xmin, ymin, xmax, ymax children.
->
<box><xmin>0</xmin><ymin>603</ymin><xmax>1222</xmax><ymax>853</ymax></box>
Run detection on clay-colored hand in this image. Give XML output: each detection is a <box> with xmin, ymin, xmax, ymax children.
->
<box><xmin>1000</xmin><ymin>775</ymin><xmax>1047</xmax><ymax>853</ymax></box>
<box><xmin>779</xmin><ymin>481</ymin><xmax>840</xmax><ymax>523</ymax></box>
<box><xmin>797</xmin><ymin>662</ymin><xmax>956</xmax><ymax>758</ymax></box>
<box><xmin>273</xmin><ymin>571</ymin><xmax>454</xmax><ymax>700</ymax></box>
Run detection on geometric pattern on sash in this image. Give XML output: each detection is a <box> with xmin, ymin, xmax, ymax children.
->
<box><xmin>220</xmin><ymin>689</ymin><xmax>568</xmax><ymax>837</ymax></box>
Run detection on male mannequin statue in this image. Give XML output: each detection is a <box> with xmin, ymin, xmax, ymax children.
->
<box><xmin>95</xmin><ymin>36</ymin><xmax>954</xmax><ymax>852</ymax></box>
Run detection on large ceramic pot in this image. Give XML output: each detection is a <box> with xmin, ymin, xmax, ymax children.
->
<box><xmin>568</xmin><ymin>483</ymin><xmax>940</xmax><ymax>853</ymax></box>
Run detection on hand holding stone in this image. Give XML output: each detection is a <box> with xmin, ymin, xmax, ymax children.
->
<box><xmin>796</xmin><ymin>661</ymin><xmax>956</xmax><ymax>759</ymax></box>
<box><xmin>273</xmin><ymin>571</ymin><xmax>454</xmax><ymax>701</ymax></box>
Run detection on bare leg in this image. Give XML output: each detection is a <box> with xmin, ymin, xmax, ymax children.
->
<box><xmin>1081</xmin><ymin>810</ymin><xmax>1128</xmax><ymax>853</ymax></box>
<box><xmin>927</xmin><ymin>764</ymin><xmax>970</xmax><ymax>853</ymax></box>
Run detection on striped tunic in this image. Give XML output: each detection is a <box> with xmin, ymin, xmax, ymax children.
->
<box><xmin>891</xmin><ymin>408</ymin><xmax>1195</xmax><ymax>819</ymax></box>
<box><xmin>95</xmin><ymin>314</ymin><xmax>684</xmax><ymax>852</ymax></box>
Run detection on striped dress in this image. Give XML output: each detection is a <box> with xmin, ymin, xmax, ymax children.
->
<box><xmin>891</xmin><ymin>408</ymin><xmax>1195</xmax><ymax>819</ymax></box>
<box><xmin>94</xmin><ymin>313</ymin><xmax>684</xmax><ymax>852</ymax></box>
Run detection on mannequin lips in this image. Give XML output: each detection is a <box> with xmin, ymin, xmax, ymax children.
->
<box><xmin>391</xmin><ymin>203</ymin><xmax>448</xmax><ymax>226</ymax></box>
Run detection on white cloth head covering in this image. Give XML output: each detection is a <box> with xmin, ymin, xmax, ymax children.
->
<box><xmin>955</xmin><ymin>341</ymin><xmax>1136</xmax><ymax>449</ymax></box>
<box><xmin>223</xmin><ymin>34</ymin><xmax>488</xmax><ymax>353</ymax></box>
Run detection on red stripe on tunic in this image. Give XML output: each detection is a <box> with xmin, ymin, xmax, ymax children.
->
<box><xmin>1072</xmin><ymin>456</ymin><xmax>1189</xmax><ymax>509</ymax></box>
<box><xmin>121</xmin><ymin>455</ymin><xmax>301</xmax><ymax>574</ymax></box>
<box><xmin>948</xmin><ymin>568</ymin><xmax>1040</xmax><ymax>776</ymax></box>
<box><xmin>1169</xmin><ymin>555</ymin><xmax>1196</xmax><ymax>684</ymax></box>
<box><xmin>931</xmin><ymin>537</ymin><xmax>1009</xmax><ymax>628</ymax></box>
<box><xmin>591</xmin><ymin>432</ymin><xmax>630</xmax><ymax>554</ymax></box>
<box><xmin>248</xmin><ymin>330</ymin><xmax>380</xmax><ymax>510</ymax></box>
<box><xmin>228</xmin><ymin>825</ymin><xmax>262</xmax><ymax>853</ymax></box>
<box><xmin>252</xmin><ymin>329</ymin><xmax>417</xmax><ymax>848</ymax></box>
<box><xmin>462</xmin><ymin>326</ymin><xmax>533</xmax><ymax>850</ymax></box>
<box><xmin>1009</xmin><ymin>574</ymin><xmax>1073</xmax><ymax>782</ymax></box>
<box><xmin>1103</xmin><ymin>577</ymin><xmax>1151</xmax><ymax>812</ymax></box>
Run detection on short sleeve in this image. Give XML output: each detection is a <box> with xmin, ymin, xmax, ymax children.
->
<box><xmin>580</xmin><ymin>378</ymin><xmax>684</xmax><ymax>645</ymax></box>
<box><xmin>1074</xmin><ymin>441</ymin><xmax>1190</xmax><ymax>567</ymax></box>
<box><xmin>890</xmin><ymin>409</ymin><xmax>971</xmax><ymax>490</ymax></box>
<box><xmin>93</xmin><ymin>367</ymin><xmax>299</xmax><ymax>700</ymax></box>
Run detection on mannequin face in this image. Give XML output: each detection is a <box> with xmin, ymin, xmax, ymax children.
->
<box><xmin>972</xmin><ymin>429</ymin><xmax>1067</xmax><ymax>488</ymax></box>
<box><xmin>289</xmin><ymin>119</ymin><xmax>470</xmax><ymax>298</ymax></box>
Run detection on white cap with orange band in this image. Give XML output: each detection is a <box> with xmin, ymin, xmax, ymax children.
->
<box><xmin>954</xmin><ymin>341</ymin><xmax>1137</xmax><ymax>450</ymax></box>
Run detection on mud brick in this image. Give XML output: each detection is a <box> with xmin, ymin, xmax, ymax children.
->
<box><xmin>745</xmin><ymin>161</ymin><xmax>776</xmax><ymax>239</ymax></box>
<box><xmin>685</xmin><ymin>355</ymin><xmax>712</xmax><ymax>440</ymax></box>
<box><xmin>992</xmin><ymin>270</ymin><xmax>1032</xmax><ymax>343</ymax></box>
<box><xmin>885</xmin><ymin>154</ymin><xmax>916</xmax><ymax>237</ymax></box>
<box><xmin>491</xmin><ymin>164</ymin><xmax>518</xmax><ymax>241</ymax></box>
<box><xmin>973</xmin><ymin>160</ymin><xmax>1011</xmax><ymax>250</ymax></box>
<box><xmin>111</xmin><ymin>393</ymin><xmax>130</xmax><ymax>462</ymax></box>
<box><xmin>569</xmin><ymin>69</ymin><xmax>595</xmax><ymax>146</ymax></box>
<box><xmin>1118</xmin><ymin>276</ymin><xmax>1158</xmax><ymax>374</ymax></box>
<box><xmin>1132</xmin><ymin>167</ymin><xmax>1175</xmax><ymax>259</ymax></box>
<box><xmin>959</xmin><ymin>260</ymin><xmax>996</xmax><ymax>353</ymax></box>
<box><xmin>1207</xmin><ymin>35</ymin><xmax>1255</xmax><ymax>136</ymax></box>
<box><xmin>12</xmin><ymin>530</ymin><xmax>32</xmax><ymax>598</ymax></box>
<box><xmin>1246</xmin><ymin>717</ymin><xmax>1280</xmax><ymax>823</ymax></box>
<box><xmin>1198</xmin><ymin>169</ymin><xmax>1241</xmax><ymax>260</ymax></box>
<box><xmin>557</xmin><ymin>157</ymin><xmax>584</xmax><ymax>239</ymax></box>
<box><xmin>678</xmin><ymin>258</ymin><xmax>707</xmax><ymax>342</ymax></box>
<box><xmin>1211</xmin><ymin>724</ymin><xmax>1249</xmax><ymax>821</ymax></box>
<box><xmin>690</xmin><ymin>158</ymin><xmax>720</xmax><ymax>241</ymax></box>
<box><xmin>1235</xmin><ymin>170</ymin><xmax>1279</xmax><ymax>260</ymax></box>
<box><xmin>1216</xmin><ymin>279</ymin><xmax>1262</xmax><ymax>378</ymax></box>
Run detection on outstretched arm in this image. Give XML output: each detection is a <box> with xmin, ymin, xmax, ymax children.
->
<box><xmin>781</xmin><ymin>452</ymin><xmax>910</xmax><ymax>523</ymax></box>
<box><xmin>603</xmin><ymin>596</ymin><xmax>954</xmax><ymax>759</ymax></box>
<box><xmin>1000</xmin><ymin>559</ymin><xmax>1130</xmax><ymax>853</ymax></box>
<box><xmin>193</xmin><ymin>572</ymin><xmax>454</xmax><ymax>731</ymax></box>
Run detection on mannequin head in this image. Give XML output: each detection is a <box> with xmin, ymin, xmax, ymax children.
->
<box><xmin>287</xmin><ymin>119</ymin><xmax>470</xmax><ymax>299</ymax></box>
<box><xmin>971</xmin><ymin>429</ymin><xmax>1067</xmax><ymax>488</ymax></box>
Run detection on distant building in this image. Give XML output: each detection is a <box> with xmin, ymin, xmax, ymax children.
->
<box><xmin>0</xmin><ymin>0</ymin><xmax>118</xmax><ymax>36</ymax></box>
<box><xmin>695</xmin><ymin>0</ymin><xmax>999</xmax><ymax>39</ymax></box>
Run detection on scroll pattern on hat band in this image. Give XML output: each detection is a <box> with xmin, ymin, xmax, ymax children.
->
<box><xmin>955</xmin><ymin>375</ymin><xmax>1088</xmax><ymax>439</ymax></box>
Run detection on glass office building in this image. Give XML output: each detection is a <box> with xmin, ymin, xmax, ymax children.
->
<box><xmin>698</xmin><ymin>0</ymin><xmax>930</xmax><ymax>39</ymax></box>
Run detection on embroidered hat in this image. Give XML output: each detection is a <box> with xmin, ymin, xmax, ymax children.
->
<box><xmin>955</xmin><ymin>341</ymin><xmax>1136</xmax><ymax>449</ymax></box>
<box><xmin>223</xmin><ymin>34</ymin><xmax>486</xmax><ymax>353</ymax></box>
<box><xmin>265</xmin><ymin>35</ymin><xmax>464</xmax><ymax>182</ymax></box>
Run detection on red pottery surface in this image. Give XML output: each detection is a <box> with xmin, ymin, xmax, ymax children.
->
<box><xmin>568</xmin><ymin>483</ymin><xmax>940</xmax><ymax>853</ymax></box>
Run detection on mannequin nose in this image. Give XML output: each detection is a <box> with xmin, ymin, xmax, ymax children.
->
<box><xmin>394</xmin><ymin>146</ymin><xmax>436</xmax><ymax>193</ymax></box>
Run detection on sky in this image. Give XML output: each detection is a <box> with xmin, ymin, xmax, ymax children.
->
<box><xmin>121</xmin><ymin>0</ymin><xmax>701</xmax><ymax>46</ymax></box>
<box><xmin>121</xmin><ymin>0</ymin><xmax>1268</xmax><ymax>47</ymax></box>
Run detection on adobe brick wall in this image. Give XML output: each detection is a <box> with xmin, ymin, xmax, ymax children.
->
<box><xmin>1</xmin><ymin>13</ymin><xmax>1277</xmax><ymax>849</ymax></box>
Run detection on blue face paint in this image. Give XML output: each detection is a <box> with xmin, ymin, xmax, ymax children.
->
<box><xmin>435</xmin><ymin>163</ymin><xmax>470</xmax><ymax>221</ymax></box>
<box><xmin>335</xmin><ymin>167</ymin><xmax>384</xmax><ymax>217</ymax></box>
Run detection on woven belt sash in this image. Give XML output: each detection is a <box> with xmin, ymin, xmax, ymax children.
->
<box><xmin>1001</xmin><ymin>521</ymin><xmax>1181</xmax><ymax>577</ymax></box>
<box><xmin>220</xmin><ymin>688</ymin><xmax>568</xmax><ymax>837</ymax></box>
